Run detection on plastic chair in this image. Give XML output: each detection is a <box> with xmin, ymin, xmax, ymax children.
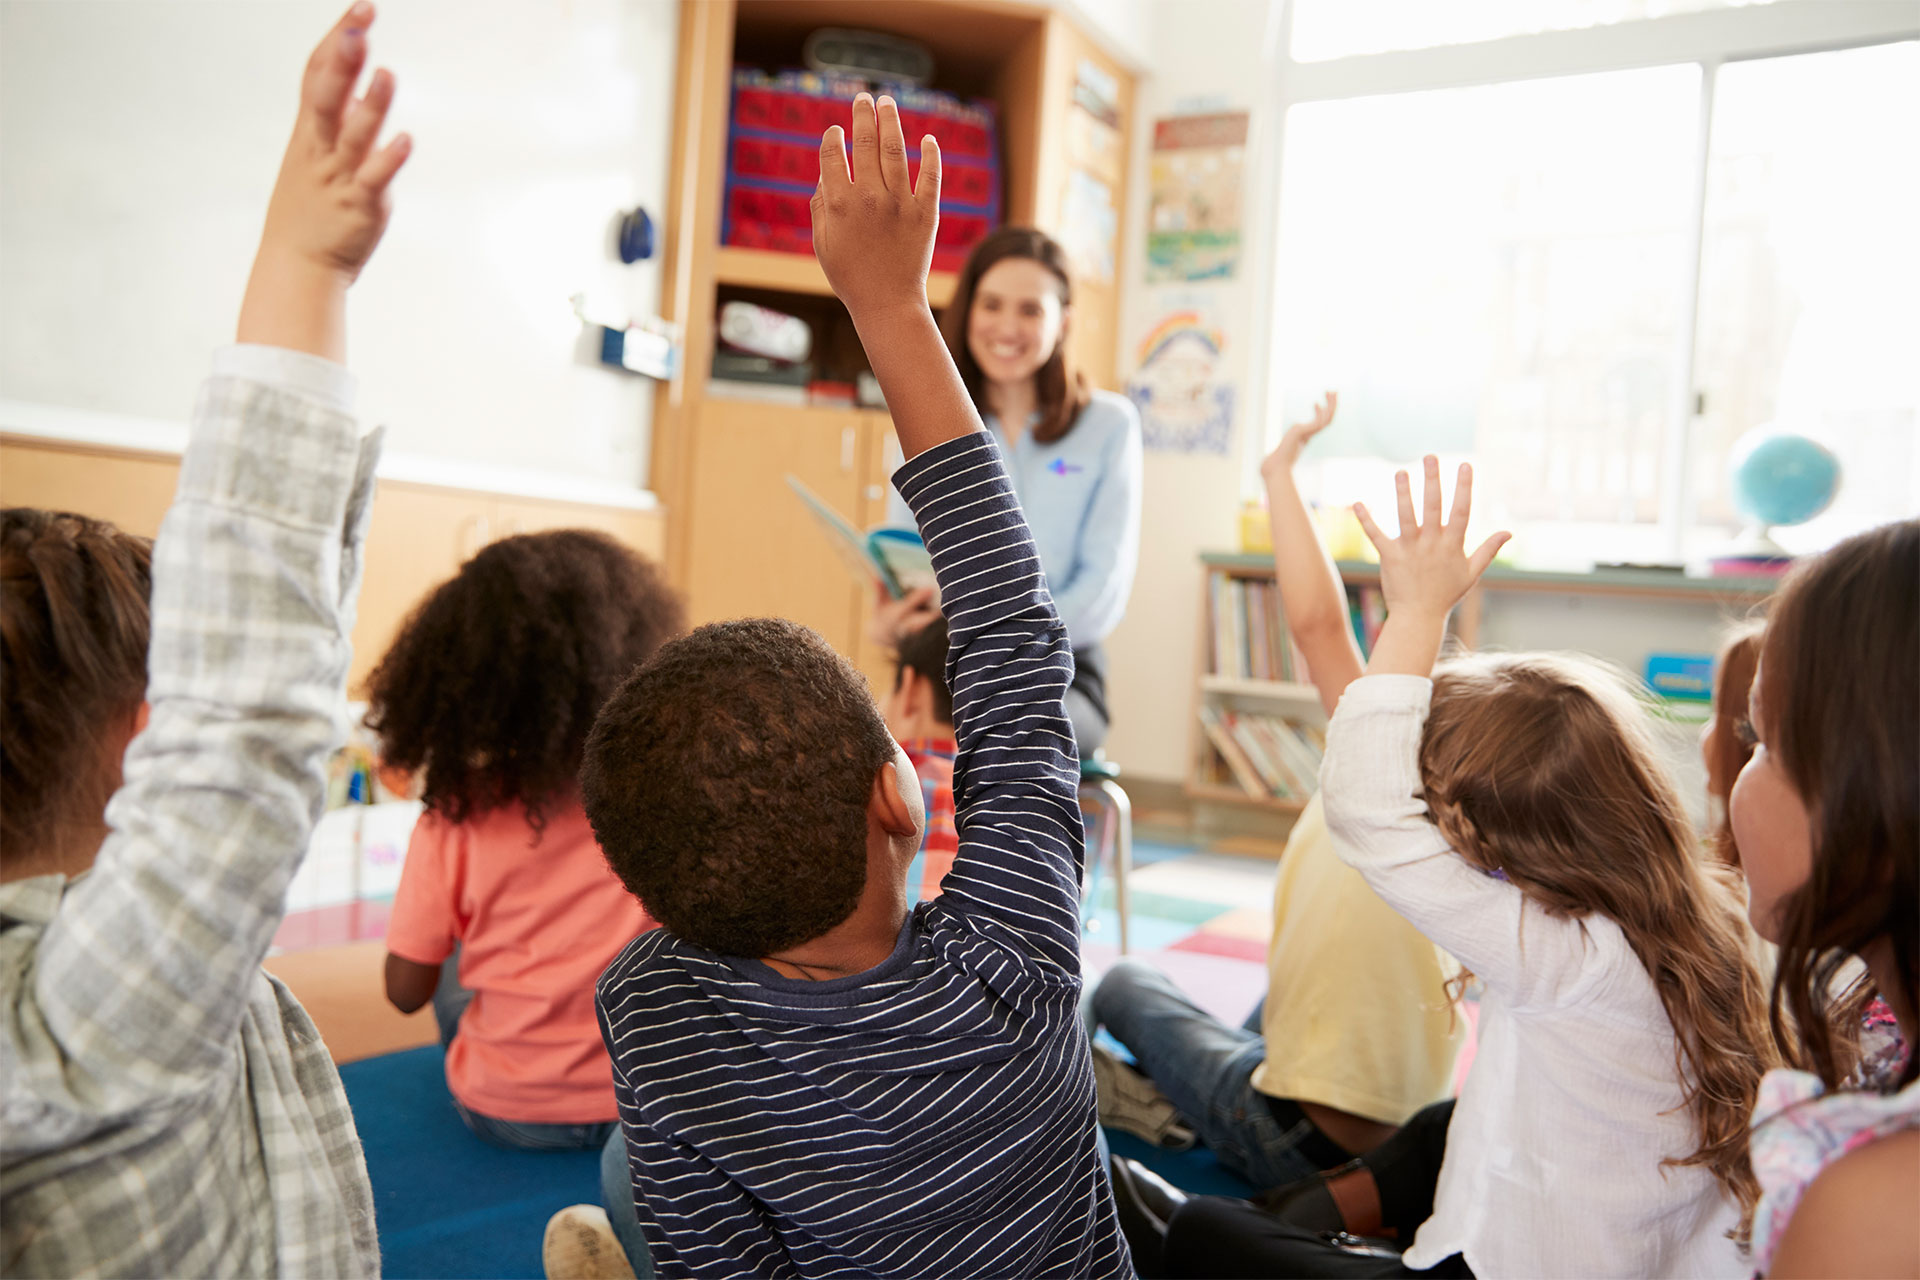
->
<box><xmin>1079</xmin><ymin>755</ymin><xmax>1133</xmax><ymax>954</ymax></box>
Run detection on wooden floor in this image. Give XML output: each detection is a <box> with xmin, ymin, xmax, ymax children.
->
<box><xmin>264</xmin><ymin>940</ymin><xmax>438</xmax><ymax>1065</ymax></box>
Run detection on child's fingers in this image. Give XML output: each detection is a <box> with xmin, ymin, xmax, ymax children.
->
<box><xmin>302</xmin><ymin>1</ymin><xmax>374</xmax><ymax>143</ymax></box>
<box><xmin>1421</xmin><ymin>455</ymin><xmax>1443</xmax><ymax>532</ymax></box>
<box><xmin>1393</xmin><ymin>469</ymin><xmax>1415</xmax><ymax>538</ymax></box>
<box><xmin>818</xmin><ymin>125</ymin><xmax>850</xmax><ymax>193</ymax></box>
<box><xmin>876</xmin><ymin>97</ymin><xmax>912</xmax><ymax>195</ymax></box>
<box><xmin>1466</xmin><ymin>530</ymin><xmax>1512</xmax><ymax>581</ymax></box>
<box><xmin>1353</xmin><ymin>501</ymin><xmax>1389</xmax><ymax>552</ymax></box>
<box><xmin>848</xmin><ymin>93</ymin><xmax>879</xmax><ymax>185</ymax></box>
<box><xmin>1446</xmin><ymin>462</ymin><xmax>1474</xmax><ymax>535</ymax></box>
<box><xmin>356</xmin><ymin>130</ymin><xmax>411</xmax><ymax>195</ymax></box>
<box><xmin>914</xmin><ymin>135</ymin><xmax>941</xmax><ymax>210</ymax></box>
<box><xmin>337</xmin><ymin>67</ymin><xmax>395</xmax><ymax>171</ymax></box>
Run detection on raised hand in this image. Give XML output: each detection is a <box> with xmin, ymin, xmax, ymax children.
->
<box><xmin>811</xmin><ymin>94</ymin><xmax>941</xmax><ymax>323</ymax></box>
<box><xmin>869</xmin><ymin>584</ymin><xmax>941</xmax><ymax>649</ymax></box>
<box><xmin>238</xmin><ymin>1</ymin><xmax>410</xmax><ymax>359</ymax></box>
<box><xmin>1261</xmin><ymin>391</ymin><xmax>1338</xmax><ymax>479</ymax></box>
<box><xmin>1353</xmin><ymin>457</ymin><xmax>1509</xmax><ymax>676</ymax></box>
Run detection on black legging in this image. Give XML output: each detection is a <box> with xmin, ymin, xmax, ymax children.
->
<box><xmin>1165</xmin><ymin>1101</ymin><xmax>1461</xmax><ymax>1279</ymax></box>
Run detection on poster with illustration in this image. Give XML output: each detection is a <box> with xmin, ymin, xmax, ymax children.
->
<box><xmin>1128</xmin><ymin>308</ymin><xmax>1236</xmax><ymax>455</ymax></box>
<box><xmin>1147</xmin><ymin>112</ymin><xmax>1248</xmax><ymax>283</ymax></box>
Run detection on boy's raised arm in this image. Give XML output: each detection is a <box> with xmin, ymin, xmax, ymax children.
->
<box><xmin>14</xmin><ymin>4</ymin><xmax>408</xmax><ymax>1113</ymax></box>
<box><xmin>814</xmin><ymin>97</ymin><xmax>1083</xmax><ymax>971</ymax></box>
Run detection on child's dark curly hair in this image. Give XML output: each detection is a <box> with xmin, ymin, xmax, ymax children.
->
<box><xmin>581</xmin><ymin>617</ymin><xmax>897</xmax><ymax>957</ymax></box>
<box><xmin>366</xmin><ymin>529</ymin><xmax>683</xmax><ymax>832</ymax></box>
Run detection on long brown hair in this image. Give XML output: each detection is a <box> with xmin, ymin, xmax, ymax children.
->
<box><xmin>1</xmin><ymin>509</ymin><xmax>153</xmax><ymax>871</ymax></box>
<box><xmin>1706</xmin><ymin>625</ymin><xmax>1764</xmax><ymax>867</ymax></box>
<box><xmin>940</xmin><ymin>227</ymin><xmax>1090</xmax><ymax>444</ymax></box>
<box><xmin>1757</xmin><ymin>519</ymin><xmax>1918</xmax><ymax>1093</ymax></box>
<box><xmin>1421</xmin><ymin>652</ymin><xmax>1776</xmax><ymax>1239</ymax></box>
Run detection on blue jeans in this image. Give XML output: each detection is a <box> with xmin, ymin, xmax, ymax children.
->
<box><xmin>432</xmin><ymin>952</ymin><xmax>617</xmax><ymax>1152</ymax></box>
<box><xmin>1091</xmin><ymin>959</ymin><xmax>1325</xmax><ymax>1191</ymax></box>
<box><xmin>601</xmin><ymin>1127</ymin><xmax>656</xmax><ymax>1279</ymax></box>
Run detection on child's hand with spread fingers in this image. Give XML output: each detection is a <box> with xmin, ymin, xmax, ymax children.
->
<box><xmin>811</xmin><ymin>93</ymin><xmax>941</xmax><ymax>324</ymax></box>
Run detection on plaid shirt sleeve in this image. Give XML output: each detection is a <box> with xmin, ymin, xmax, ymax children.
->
<box><xmin>7</xmin><ymin>360</ymin><xmax>380</xmax><ymax>1131</ymax></box>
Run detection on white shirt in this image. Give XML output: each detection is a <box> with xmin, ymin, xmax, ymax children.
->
<box><xmin>1320</xmin><ymin>675</ymin><xmax>1746</xmax><ymax>1279</ymax></box>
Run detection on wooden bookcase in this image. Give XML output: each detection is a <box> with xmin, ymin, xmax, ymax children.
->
<box><xmin>1189</xmin><ymin>551</ymin><xmax>1782</xmax><ymax>821</ymax></box>
<box><xmin>651</xmin><ymin>0</ymin><xmax>1134</xmax><ymax>690</ymax></box>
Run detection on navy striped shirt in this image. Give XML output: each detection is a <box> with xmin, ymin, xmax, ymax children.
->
<box><xmin>597</xmin><ymin>433</ymin><xmax>1132</xmax><ymax>1279</ymax></box>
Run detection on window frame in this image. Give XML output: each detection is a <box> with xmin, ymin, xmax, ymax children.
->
<box><xmin>1247</xmin><ymin>0</ymin><xmax>1920</xmax><ymax>560</ymax></box>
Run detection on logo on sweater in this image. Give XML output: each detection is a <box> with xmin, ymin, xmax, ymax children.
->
<box><xmin>1047</xmin><ymin>459</ymin><xmax>1085</xmax><ymax>476</ymax></box>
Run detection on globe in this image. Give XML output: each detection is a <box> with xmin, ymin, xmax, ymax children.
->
<box><xmin>1729</xmin><ymin>429</ymin><xmax>1841</xmax><ymax>529</ymax></box>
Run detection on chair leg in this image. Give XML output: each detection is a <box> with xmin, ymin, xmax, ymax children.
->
<box><xmin>1090</xmin><ymin>779</ymin><xmax>1132</xmax><ymax>956</ymax></box>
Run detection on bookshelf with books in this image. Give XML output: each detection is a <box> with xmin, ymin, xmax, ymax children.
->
<box><xmin>1188</xmin><ymin>561</ymin><xmax>1330</xmax><ymax>814</ymax></box>
<box><xmin>1192</xmin><ymin>549</ymin><xmax>1783</xmax><ymax>830</ymax></box>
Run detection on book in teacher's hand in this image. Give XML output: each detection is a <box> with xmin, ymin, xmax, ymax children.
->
<box><xmin>785</xmin><ymin>476</ymin><xmax>935</xmax><ymax>601</ymax></box>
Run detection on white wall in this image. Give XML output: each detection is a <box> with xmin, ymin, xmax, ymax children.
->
<box><xmin>0</xmin><ymin>0</ymin><xmax>678</xmax><ymax>490</ymax></box>
<box><xmin>1102</xmin><ymin>0</ymin><xmax>1280</xmax><ymax>782</ymax></box>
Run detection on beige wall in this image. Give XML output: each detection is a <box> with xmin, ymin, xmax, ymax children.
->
<box><xmin>1102</xmin><ymin>0</ymin><xmax>1279</xmax><ymax>782</ymax></box>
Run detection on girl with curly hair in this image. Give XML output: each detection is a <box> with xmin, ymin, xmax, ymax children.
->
<box><xmin>375</xmin><ymin>528</ymin><xmax>683</xmax><ymax>1149</ymax></box>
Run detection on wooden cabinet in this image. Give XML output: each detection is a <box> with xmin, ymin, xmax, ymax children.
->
<box><xmin>1</xmin><ymin>438</ymin><xmax>665</xmax><ymax>694</ymax></box>
<box><xmin>651</xmin><ymin>0</ymin><xmax>1134</xmax><ymax>686</ymax></box>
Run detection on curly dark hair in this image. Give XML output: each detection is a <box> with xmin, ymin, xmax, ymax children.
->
<box><xmin>580</xmin><ymin>617</ymin><xmax>897</xmax><ymax>957</ymax></box>
<box><xmin>365</xmin><ymin>529</ymin><xmax>683</xmax><ymax>832</ymax></box>
<box><xmin>894</xmin><ymin>616</ymin><xmax>953</xmax><ymax>726</ymax></box>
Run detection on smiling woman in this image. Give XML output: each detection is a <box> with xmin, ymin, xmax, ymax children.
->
<box><xmin>880</xmin><ymin>227</ymin><xmax>1144</xmax><ymax>758</ymax></box>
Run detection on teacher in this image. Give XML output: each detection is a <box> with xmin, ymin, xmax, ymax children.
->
<box><xmin>880</xmin><ymin>226</ymin><xmax>1143</xmax><ymax>757</ymax></box>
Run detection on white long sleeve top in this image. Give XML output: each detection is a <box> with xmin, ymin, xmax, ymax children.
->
<box><xmin>1320</xmin><ymin>675</ymin><xmax>1745</xmax><ymax>1280</ymax></box>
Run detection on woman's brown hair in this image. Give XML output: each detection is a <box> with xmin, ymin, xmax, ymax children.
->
<box><xmin>1</xmin><ymin>509</ymin><xmax>154</xmax><ymax>870</ymax></box>
<box><xmin>1706</xmin><ymin>625</ymin><xmax>1764</xmax><ymax>867</ymax></box>
<box><xmin>940</xmin><ymin>226</ymin><xmax>1090</xmax><ymax>445</ymax></box>
<box><xmin>1421</xmin><ymin>652</ymin><xmax>1777</xmax><ymax>1240</ymax></box>
<box><xmin>1757</xmin><ymin>518</ymin><xmax>1918</xmax><ymax>1094</ymax></box>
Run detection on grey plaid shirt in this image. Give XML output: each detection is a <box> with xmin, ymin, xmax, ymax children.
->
<box><xmin>2</xmin><ymin>356</ymin><xmax>383</xmax><ymax>1278</ymax></box>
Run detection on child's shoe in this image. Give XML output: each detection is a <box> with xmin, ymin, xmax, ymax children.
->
<box><xmin>542</xmin><ymin>1204</ymin><xmax>636</xmax><ymax>1280</ymax></box>
<box><xmin>1091</xmin><ymin>1045</ymin><xmax>1198</xmax><ymax>1150</ymax></box>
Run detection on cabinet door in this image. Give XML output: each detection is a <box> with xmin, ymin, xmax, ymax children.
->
<box><xmin>683</xmin><ymin>399</ymin><xmax>865</xmax><ymax>654</ymax></box>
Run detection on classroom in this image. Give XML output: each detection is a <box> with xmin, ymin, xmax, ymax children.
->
<box><xmin>0</xmin><ymin>1</ymin><xmax>1914</xmax><ymax>1277</ymax></box>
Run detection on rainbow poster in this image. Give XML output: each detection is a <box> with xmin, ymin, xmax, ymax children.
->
<box><xmin>1126</xmin><ymin>309</ymin><xmax>1236</xmax><ymax>455</ymax></box>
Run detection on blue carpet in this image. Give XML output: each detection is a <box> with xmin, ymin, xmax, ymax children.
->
<box><xmin>338</xmin><ymin>1046</ymin><xmax>601</xmax><ymax>1280</ymax></box>
<box><xmin>1105</xmin><ymin>1128</ymin><xmax>1258</xmax><ymax>1199</ymax></box>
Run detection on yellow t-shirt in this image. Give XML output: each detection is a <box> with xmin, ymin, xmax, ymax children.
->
<box><xmin>1248</xmin><ymin>792</ymin><xmax>1463</xmax><ymax>1124</ymax></box>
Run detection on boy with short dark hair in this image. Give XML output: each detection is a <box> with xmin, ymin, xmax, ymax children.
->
<box><xmin>581</xmin><ymin>93</ymin><xmax>1131</xmax><ymax>1280</ymax></box>
<box><xmin>887</xmin><ymin>617</ymin><xmax>960</xmax><ymax>900</ymax></box>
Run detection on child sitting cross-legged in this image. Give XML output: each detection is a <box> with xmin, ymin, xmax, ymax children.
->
<box><xmin>1164</xmin><ymin>461</ymin><xmax>1780</xmax><ymax>1277</ymax></box>
<box><xmin>374</xmin><ymin>528</ymin><xmax>681</xmax><ymax>1149</ymax></box>
<box><xmin>577</xmin><ymin>94</ymin><xmax>1131</xmax><ymax>1280</ymax></box>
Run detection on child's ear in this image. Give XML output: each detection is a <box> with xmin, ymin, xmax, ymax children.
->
<box><xmin>873</xmin><ymin>750</ymin><xmax>924</xmax><ymax>838</ymax></box>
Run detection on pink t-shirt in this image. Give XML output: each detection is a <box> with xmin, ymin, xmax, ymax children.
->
<box><xmin>386</xmin><ymin>801</ymin><xmax>654</xmax><ymax>1123</ymax></box>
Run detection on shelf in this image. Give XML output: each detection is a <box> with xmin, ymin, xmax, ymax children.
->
<box><xmin>715</xmin><ymin>246</ymin><xmax>958</xmax><ymax>309</ymax></box>
<box><xmin>1199</xmin><ymin>675</ymin><xmax>1323</xmax><ymax>705</ymax></box>
<box><xmin>1183</xmin><ymin>781</ymin><xmax>1309</xmax><ymax>814</ymax></box>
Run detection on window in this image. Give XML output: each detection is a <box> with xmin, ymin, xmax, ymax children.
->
<box><xmin>1688</xmin><ymin>41</ymin><xmax>1920</xmax><ymax>556</ymax></box>
<box><xmin>1265</xmin><ymin>6</ymin><xmax>1919</xmax><ymax>566</ymax></box>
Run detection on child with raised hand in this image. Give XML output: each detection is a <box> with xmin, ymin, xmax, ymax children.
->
<box><xmin>0</xmin><ymin>6</ymin><xmax>406</xmax><ymax>1273</ymax></box>
<box><xmin>1733</xmin><ymin>519</ymin><xmax>1917</xmax><ymax>1279</ymax></box>
<box><xmin>373</xmin><ymin>529</ymin><xmax>679</xmax><ymax>1149</ymax></box>
<box><xmin>1096</xmin><ymin>396</ymin><xmax>1462</xmax><ymax>1230</ymax></box>
<box><xmin>1278</xmin><ymin>460</ymin><xmax>1775</xmax><ymax>1276</ymax></box>
<box><xmin>581</xmin><ymin>94</ymin><xmax>1130</xmax><ymax>1279</ymax></box>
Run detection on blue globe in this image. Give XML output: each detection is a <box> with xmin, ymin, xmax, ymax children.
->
<box><xmin>1729</xmin><ymin>430</ymin><xmax>1841</xmax><ymax>528</ymax></box>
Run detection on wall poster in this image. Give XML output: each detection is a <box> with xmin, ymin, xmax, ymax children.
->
<box><xmin>1146</xmin><ymin>111</ymin><xmax>1249</xmax><ymax>283</ymax></box>
<box><xmin>1127</xmin><ymin>305</ymin><xmax>1236</xmax><ymax>456</ymax></box>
